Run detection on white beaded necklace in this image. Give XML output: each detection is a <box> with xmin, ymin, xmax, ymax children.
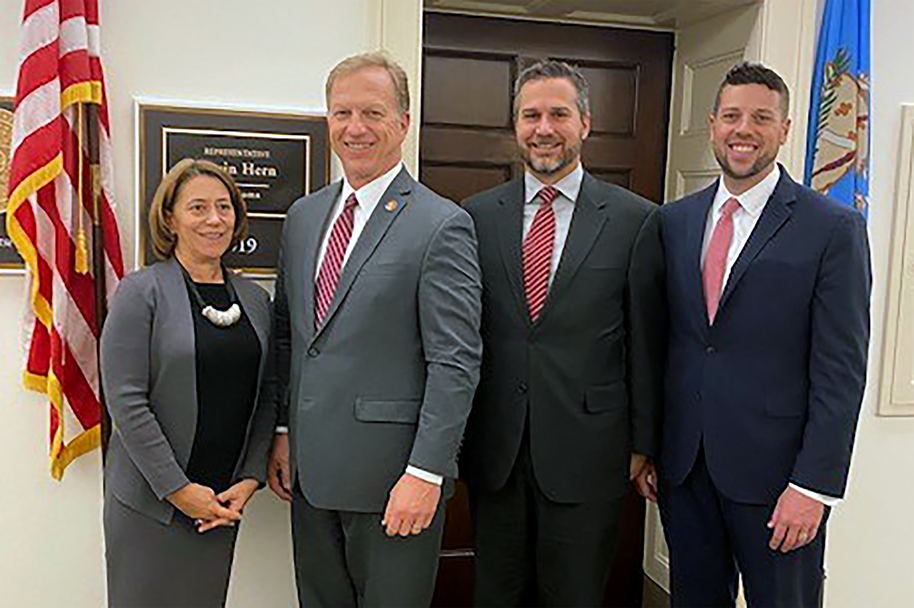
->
<box><xmin>180</xmin><ymin>263</ymin><xmax>242</xmax><ymax>328</ymax></box>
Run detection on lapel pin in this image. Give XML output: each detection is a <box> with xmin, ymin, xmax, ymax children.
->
<box><xmin>385</xmin><ymin>199</ymin><xmax>398</xmax><ymax>212</ymax></box>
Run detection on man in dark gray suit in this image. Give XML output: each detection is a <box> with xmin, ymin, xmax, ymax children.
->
<box><xmin>265</xmin><ymin>52</ymin><xmax>482</xmax><ymax>607</ymax></box>
<box><xmin>460</xmin><ymin>61</ymin><xmax>666</xmax><ymax>607</ymax></box>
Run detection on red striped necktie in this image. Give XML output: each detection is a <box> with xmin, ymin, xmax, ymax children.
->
<box><xmin>702</xmin><ymin>197</ymin><xmax>741</xmax><ymax>325</ymax></box>
<box><xmin>523</xmin><ymin>186</ymin><xmax>559</xmax><ymax>322</ymax></box>
<box><xmin>315</xmin><ymin>193</ymin><xmax>358</xmax><ymax>328</ymax></box>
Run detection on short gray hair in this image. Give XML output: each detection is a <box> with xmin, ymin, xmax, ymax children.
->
<box><xmin>326</xmin><ymin>51</ymin><xmax>410</xmax><ymax>117</ymax></box>
<box><xmin>513</xmin><ymin>60</ymin><xmax>590</xmax><ymax>119</ymax></box>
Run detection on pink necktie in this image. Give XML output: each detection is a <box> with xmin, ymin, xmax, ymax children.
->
<box><xmin>315</xmin><ymin>194</ymin><xmax>358</xmax><ymax>328</ymax></box>
<box><xmin>523</xmin><ymin>186</ymin><xmax>559</xmax><ymax>322</ymax></box>
<box><xmin>703</xmin><ymin>197</ymin><xmax>741</xmax><ymax>325</ymax></box>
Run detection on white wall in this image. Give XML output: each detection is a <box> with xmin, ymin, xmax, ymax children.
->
<box><xmin>0</xmin><ymin>1</ymin><xmax>402</xmax><ymax>606</ymax></box>
<box><xmin>824</xmin><ymin>2</ymin><xmax>914</xmax><ymax>606</ymax></box>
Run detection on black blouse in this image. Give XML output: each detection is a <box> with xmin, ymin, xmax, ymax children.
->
<box><xmin>184</xmin><ymin>281</ymin><xmax>261</xmax><ymax>493</ymax></box>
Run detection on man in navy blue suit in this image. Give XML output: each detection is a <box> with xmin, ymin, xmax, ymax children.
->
<box><xmin>650</xmin><ymin>63</ymin><xmax>871</xmax><ymax>607</ymax></box>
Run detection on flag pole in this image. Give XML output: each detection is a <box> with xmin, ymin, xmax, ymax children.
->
<box><xmin>83</xmin><ymin>101</ymin><xmax>112</xmax><ymax>460</ymax></box>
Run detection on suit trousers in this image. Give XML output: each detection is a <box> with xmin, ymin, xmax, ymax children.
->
<box><xmin>468</xmin><ymin>429</ymin><xmax>624</xmax><ymax>608</ymax></box>
<box><xmin>659</xmin><ymin>446</ymin><xmax>827</xmax><ymax>608</ymax></box>
<box><xmin>291</xmin><ymin>483</ymin><xmax>445</xmax><ymax>608</ymax></box>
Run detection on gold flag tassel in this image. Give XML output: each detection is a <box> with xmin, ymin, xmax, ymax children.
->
<box><xmin>75</xmin><ymin>102</ymin><xmax>89</xmax><ymax>274</ymax></box>
<box><xmin>75</xmin><ymin>230</ymin><xmax>89</xmax><ymax>274</ymax></box>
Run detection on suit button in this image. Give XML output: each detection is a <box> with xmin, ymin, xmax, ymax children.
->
<box><xmin>308</xmin><ymin>347</ymin><xmax>319</xmax><ymax>358</ymax></box>
<box><xmin>695</xmin><ymin>392</ymin><xmax>702</xmax><ymax>403</ymax></box>
<box><xmin>518</xmin><ymin>382</ymin><xmax>528</xmax><ymax>394</ymax></box>
<box><xmin>706</xmin><ymin>345</ymin><xmax>716</xmax><ymax>355</ymax></box>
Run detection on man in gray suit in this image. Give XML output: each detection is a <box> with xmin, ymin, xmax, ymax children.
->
<box><xmin>266</xmin><ymin>52</ymin><xmax>482</xmax><ymax>607</ymax></box>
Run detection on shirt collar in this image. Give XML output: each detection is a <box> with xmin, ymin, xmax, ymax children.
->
<box><xmin>340</xmin><ymin>162</ymin><xmax>405</xmax><ymax>215</ymax></box>
<box><xmin>713</xmin><ymin>163</ymin><xmax>780</xmax><ymax>217</ymax></box>
<box><xmin>524</xmin><ymin>162</ymin><xmax>584</xmax><ymax>204</ymax></box>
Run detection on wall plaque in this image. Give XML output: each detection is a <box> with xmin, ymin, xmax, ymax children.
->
<box><xmin>0</xmin><ymin>96</ymin><xmax>24</xmax><ymax>271</ymax></box>
<box><xmin>138</xmin><ymin>103</ymin><xmax>330</xmax><ymax>275</ymax></box>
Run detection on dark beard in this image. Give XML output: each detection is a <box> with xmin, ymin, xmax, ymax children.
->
<box><xmin>521</xmin><ymin>141</ymin><xmax>581</xmax><ymax>175</ymax></box>
<box><xmin>714</xmin><ymin>146</ymin><xmax>776</xmax><ymax>182</ymax></box>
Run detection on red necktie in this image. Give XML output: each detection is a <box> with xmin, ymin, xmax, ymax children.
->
<box><xmin>523</xmin><ymin>186</ymin><xmax>559</xmax><ymax>322</ymax></box>
<box><xmin>703</xmin><ymin>197</ymin><xmax>741</xmax><ymax>325</ymax></box>
<box><xmin>315</xmin><ymin>193</ymin><xmax>358</xmax><ymax>328</ymax></box>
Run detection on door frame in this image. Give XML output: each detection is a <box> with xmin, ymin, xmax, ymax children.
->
<box><xmin>386</xmin><ymin>0</ymin><xmax>818</xmax><ymax>181</ymax></box>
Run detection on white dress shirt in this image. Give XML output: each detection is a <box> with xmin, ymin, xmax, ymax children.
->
<box><xmin>313</xmin><ymin>162</ymin><xmax>404</xmax><ymax>279</ymax></box>
<box><xmin>523</xmin><ymin>163</ymin><xmax>584</xmax><ymax>285</ymax></box>
<box><xmin>703</xmin><ymin>164</ymin><xmax>840</xmax><ymax>507</ymax></box>
<box><xmin>277</xmin><ymin>162</ymin><xmax>442</xmax><ymax>486</ymax></box>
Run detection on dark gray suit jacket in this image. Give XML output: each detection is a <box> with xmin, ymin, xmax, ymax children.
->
<box><xmin>461</xmin><ymin>172</ymin><xmax>666</xmax><ymax>503</ymax></box>
<box><xmin>100</xmin><ymin>257</ymin><xmax>274</xmax><ymax>525</ymax></box>
<box><xmin>270</xmin><ymin>168</ymin><xmax>483</xmax><ymax>513</ymax></box>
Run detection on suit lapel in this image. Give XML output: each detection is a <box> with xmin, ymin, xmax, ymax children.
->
<box><xmin>495</xmin><ymin>179</ymin><xmax>529</xmax><ymax>326</ymax></box>
<box><xmin>312</xmin><ymin>168</ymin><xmax>411</xmax><ymax>342</ymax></box>
<box><xmin>160</xmin><ymin>257</ymin><xmax>198</xmax><ymax>442</ymax></box>
<box><xmin>301</xmin><ymin>183</ymin><xmax>341</xmax><ymax>337</ymax></box>
<box><xmin>686</xmin><ymin>183</ymin><xmax>716</xmax><ymax>329</ymax></box>
<box><xmin>717</xmin><ymin>171</ymin><xmax>796</xmax><ymax>312</ymax></box>
<box><xmin>162</xmin><ymin>257</ymin><xmax>195</xmax><ymax>342</ymax></box>
<box><xmin>538</xmin><ymin>173</ymin><xmax>607</xmax><ymax>323</ymax></box>
<box><xmin>234</xmin><ymin>278</ymin><xmax>267</xmax><ymax>353</ymax></box>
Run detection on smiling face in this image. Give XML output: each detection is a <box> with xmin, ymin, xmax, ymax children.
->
<box><xmin>709</xmin><ymin>83</ymin><xmax>791</xmax><ymax>194</ymax></box>
<box><xmin>168</xmin><ymin>174</ymin><xmax>235</xmax><ymax>266</ymax></box>
<box><xmin>328</xmin><ymin>66</ymin><xmax>410</xmax><ymax>190</ymax></box>
<box><xmin>515</xmin><ymin>77</ymin><xmax>591</xmax><ymax>184</ymax></box>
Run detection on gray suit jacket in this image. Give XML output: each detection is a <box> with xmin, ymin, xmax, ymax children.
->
<box><xmin>100</xmin><ymin>257</ymin><xmax>274</xmax><ymax>525</ymax></box>
<box><xmin>271</xmin><ymin>167</ymin><xmax>483</xmax><ymax>513</ymax></box>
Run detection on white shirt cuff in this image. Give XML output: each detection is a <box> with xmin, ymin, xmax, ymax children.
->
<box><xmin>405</xmin><ymin>465</ymin><xmax>443</xmax><ymax>486</ymax></box>
<box><xmin>789</xmin><ymin>483</ymin><xmax>841</xmax><ymax>507</ymax></box>
<box><xmin>274</xmin><ymin>426</ymin><xmax>289</xmax><ymax>434</ymax></box>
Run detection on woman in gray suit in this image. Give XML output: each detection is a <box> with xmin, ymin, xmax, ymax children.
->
<box><xmin>100</xmin><ymin>159</ymin><xmax>275</xmax><ymax>608</ymax></box>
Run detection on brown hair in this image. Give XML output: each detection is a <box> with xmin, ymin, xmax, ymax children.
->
<box><xmin>513</xmin><ymin>60</ymin><xmax>591</xmax><ymax>120</ymax></box>
<box><xmin>713</xmin><ymin>62</ymin><xmax>791</xmax><ymax>118</ymax></box>
<box><xmin>147</xmin><ymin>158</ymin><xmax>247</xmax><ymax>260</ymax></box>
<box><xmin>325</xmin><ymin>51</ymin><xmax>410</xmax><ymax>117</ymax></box>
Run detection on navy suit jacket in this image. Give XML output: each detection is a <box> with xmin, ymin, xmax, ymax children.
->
<box><xmin>659</xmin><ymin>167</ymin><xmax>871</xmax><ymax>505</ymax></box>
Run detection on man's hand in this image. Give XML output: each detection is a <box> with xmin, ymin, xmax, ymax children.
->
<box><xmin>197</xmin><ymin>479</ymin><xmax>260</xmax><ymax>533</ymax></box>
<box><xmin>167</xmin><ymin>482</ymin><xmax>241</xmax><ymax>527</ymax></box>
<box><xmin>382</xmin><ymin>472</ymin><xmax>441</xmax><ymax>537</ymax></box>
<box><xmin>767</xmin><ymin>486</ymin><xmax>825</xmax><ymax>553</ymax></box>
<box><xmin>631</xmin><ymin>455</ymin><xmax>658</xmax><ymax>503</ymax></box>
<box><xmin>267</xmin><ymin>433</ymin><xmax>293</xmax><ymax>503</ymax></box>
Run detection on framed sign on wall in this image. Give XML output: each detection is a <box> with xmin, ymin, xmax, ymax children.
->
<box><xmin>137</xmin><ymin>102</ymin><xmax>330</xmax><ymax>276</ymax></box>
<box><xmin>0</xmin><ymin>95</ymin><xmax>25</xmax><ymax>272</ymax></box>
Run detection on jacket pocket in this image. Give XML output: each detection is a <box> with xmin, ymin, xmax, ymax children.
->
<box><xmin>361</xmin><ymin>261</ymin><xmax>412</xmax><ymax>277</ymax></box>
<box><xmin>765</xmin><ymin>392</ymin><xmax>807</xmax><ymax>418</ymax></box>
<box><xmin>354</xmin><ymin>398</ymin><xmax>422</xmax><ymax>424</ymax></box>
<box><xmin>584</xmin><ymin>382</ymin><xmax>628</xmax><ymax>414</ymax></box>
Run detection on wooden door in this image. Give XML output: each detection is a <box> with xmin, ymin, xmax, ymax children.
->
<box><xmin>420</xmin><ymin>13</ymin><xmax>674</xmax><ymax>608</ymax></box>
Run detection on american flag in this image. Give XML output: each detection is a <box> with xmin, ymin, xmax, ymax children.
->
<box><xmin>6</xmin><ymin>0</ymin><xmax>124</xmax><ymax>479</ymax></box>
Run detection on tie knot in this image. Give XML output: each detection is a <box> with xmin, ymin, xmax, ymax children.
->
<box><xmin>538</xmin><ymin>186</ymin><xmax>559</xmax><ymax>206</ymax></box>
<box><xmin>345</xmin><ymin>193</ymin><xmax>359</xmax><ymax>210</ymax></box>
<box><xmin>722</xmin><ymin>197</ymin><xmax>741</xmax><ymax>217</ymax></box>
